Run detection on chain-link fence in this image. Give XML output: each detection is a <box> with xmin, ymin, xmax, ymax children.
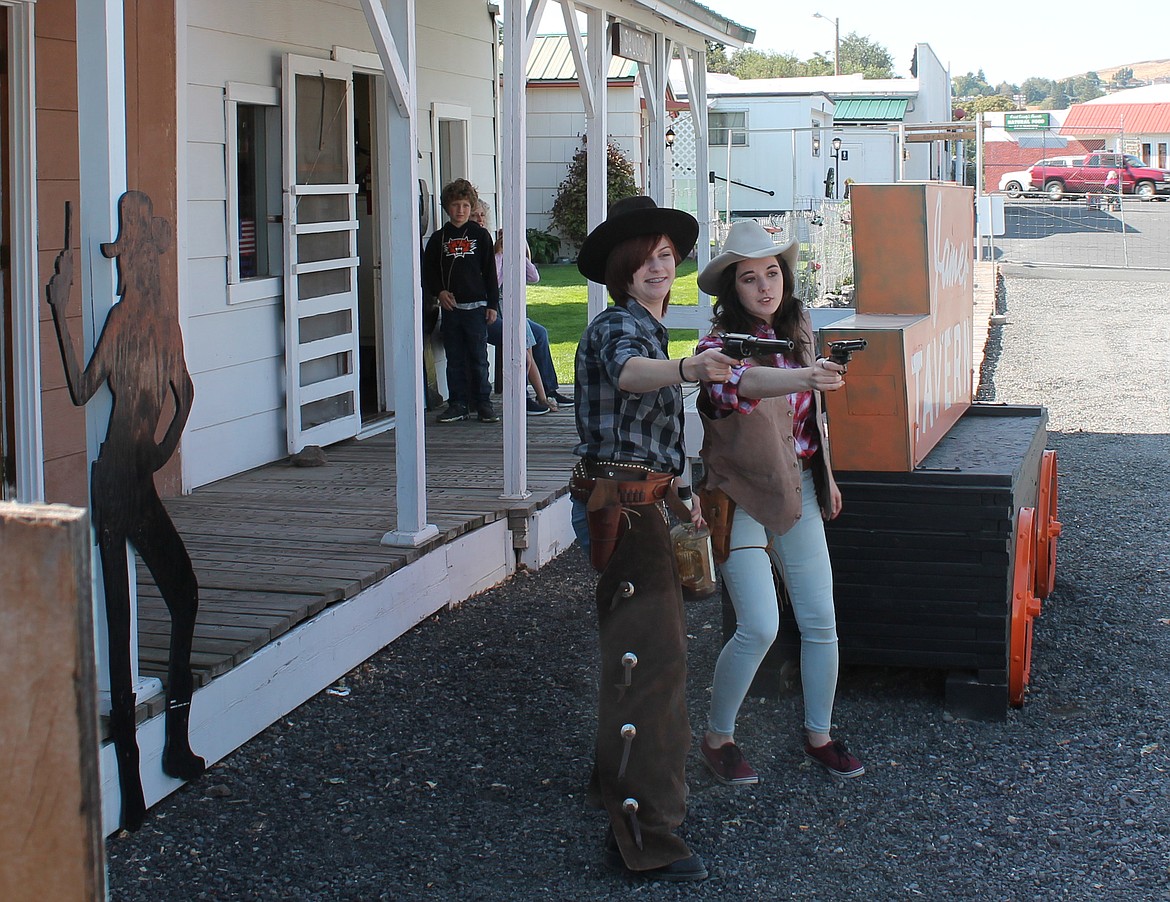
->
<box><xmin>668</xmin><ymin>115</ymin><xmax>859</xmax><ymax>305</ymax></box>
<box><xmin>710</xmin><ymin>202</ymin><xmax>854</xmax><ymax>306</ymax></box>
<box><xmin>983</xmin><ymin>123</ymin><xmax>1170</xmax><ymax>270</ymax></box>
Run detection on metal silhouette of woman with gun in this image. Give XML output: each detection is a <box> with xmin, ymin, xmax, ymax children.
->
<box><xmin>47</xmin><ymin>193</ymin><xmax>205</xmax><ymax>830</ymax></box>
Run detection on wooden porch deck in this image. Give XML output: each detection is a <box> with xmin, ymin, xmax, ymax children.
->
<box><xmin>133</xmin><ymin>260</ymin><xmax>995</xmax><ymax>716</ymax></box>
<box><xmin>134</xmin><ymin>408</ymin><xmax>581</xmax><ymax>715</ymax></box>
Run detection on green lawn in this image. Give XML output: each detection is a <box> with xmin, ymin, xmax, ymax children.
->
<box><xmin>526</xmin><ymin>260</ymin><xmax>702</xmax><ymax>384</ymax></box>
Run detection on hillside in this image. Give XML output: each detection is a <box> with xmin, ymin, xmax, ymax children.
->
<box><xmin>1072</xmin><ymin>59</ymin><xmax>1170</xmax><ymax>83</ymax></box>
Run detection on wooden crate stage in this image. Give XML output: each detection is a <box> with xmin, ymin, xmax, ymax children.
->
<box><xmin>745</xmin><ymin>404</ymin><xmax>1048</xmax><ymax>719</ymax></box>
<box><xmin>132</xmin><ymin>409</ymin><xmax>581</xmax><ymax>716</ymax></box>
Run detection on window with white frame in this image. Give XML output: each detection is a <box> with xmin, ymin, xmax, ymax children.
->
<box><xmin>709</xmin><ymin>111</ymin><xmax>747</xmax><ymax>147</ymax></box>
<box><xmin>226</xmin><ymin>83</ymin><xmax>282</xmax><ymax>303</ymax></box>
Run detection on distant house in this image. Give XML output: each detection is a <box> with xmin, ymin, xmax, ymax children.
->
<box><xmin>1061</xmin><ymin>84</ymin><xmax>1170</xmax><ymax>168</ymax></box>
<box><xmin>667</xmin><ymin>43</ymin><xmax>954</xmax><ymax>217</ymax></box>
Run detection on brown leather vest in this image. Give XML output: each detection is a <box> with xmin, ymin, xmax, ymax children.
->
<box><xmin>699</xmin><ymin>385</ymin><xmax>833</xmax><ymax>537</ymax></box>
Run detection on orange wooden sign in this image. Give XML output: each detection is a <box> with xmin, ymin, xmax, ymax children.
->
<box><xmin>822</xmin><ymin>183</ymin><xmax>975</xmax><ymax>471</ymax></box>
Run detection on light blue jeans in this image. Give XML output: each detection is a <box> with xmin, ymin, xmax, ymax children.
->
<box><xmin>708</xmin><ymin>468</ymin><xmax>840</xmax><ymax>736</ymax></box>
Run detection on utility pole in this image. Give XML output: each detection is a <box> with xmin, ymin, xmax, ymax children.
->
<box><xmin>813</xmin><ymin>12</ymin><xmax>840</xmax><ymax>76</ymax></box>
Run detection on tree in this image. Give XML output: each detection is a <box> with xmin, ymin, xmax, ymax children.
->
<box><xmin>969</xmin><ymin>94</ymin><xmax>1017</xmax><ymax>114</ymax></box>
<box><xmin>837</xmin><ymin>32</ymin><xmax>894</xmax><ymax>78</ymax></box>
<box><xmin>952</xmin><ymin>70</ymin><xmax>993</xmax><ymax>99</ymax></box>
<box><xmin>706</xmin><ymin>42</ymin><xmax>732</xmax><ymax>74</ymax></box>
<box><xmin>1060</xmin><ymin>76</ymin><xmax>1103</xmax><ymax>104</ymax></box>
<box><xmin>718</xmin><ymin>47</ymin><xmax>816</xmax><ymax>79</ymax></box>
<box><xmin>1021</xmin><ymin>77</ymin><xmax>1054</xmax><ymax>104</ymax></box>
<box><xmin>1041</xmin><ymin>92</ymin><xmax>1070</xmax><ymax>110</ymax></box>
<box><xmin>713</xmin><ymin>33</ymin><xmax>894</xmax><ymax>80</ymax></box>
<box><xmin>1111</xmin><ymin>66</ymin><xmax>1134</xmax><ymax>85</ymax></box>
<box><xmin>549</xmin><ymin>139</ymin><xmax>638</xmax><ymax>248</ymax></box>
<box><xmin>734</xmin><ymin>48</ymin><xmax>805</xmax><ymax>79</ymax></box>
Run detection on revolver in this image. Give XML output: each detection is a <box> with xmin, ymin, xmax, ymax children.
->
<box><xmin>716</xmin><ymin>332</ymin><xmax>794</xmax><ymax>359</ymax></box>
<box><xmin>826</xmin><ymin>338</ymin><xmax>868</xmax><ymax>372</ymax></box>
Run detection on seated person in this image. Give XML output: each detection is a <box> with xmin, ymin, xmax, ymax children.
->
<box><xmin>472</xmin><ymin>201</ymin><xmax>572</xmax><ymax>412</ymax></box>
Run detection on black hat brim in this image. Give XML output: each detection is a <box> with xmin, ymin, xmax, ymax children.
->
<box><xmin>576</xmin><ymin>206</ymin><xmax>699</xmax><ymax>285</ymax></box>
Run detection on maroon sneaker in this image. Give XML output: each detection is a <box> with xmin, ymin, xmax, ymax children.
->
<box><xmin>700</xmin><ymin>740</ymin><xmax>759</xmax><ymax>785</ymax></box>
<box><xmin>804</xmin><ymin>738</ymin><xmax>865</xmax><ymax>778</ymax></box>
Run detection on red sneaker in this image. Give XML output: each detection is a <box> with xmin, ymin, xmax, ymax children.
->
<box><xmin>700</xmin><ymin>740</ymin><xmax>759</xmax><ymax>785</ymax></box>
<box><xmin>804</xmin><ymin>738</ymin><xmax>865</xmax><ymax>778</ymax></box>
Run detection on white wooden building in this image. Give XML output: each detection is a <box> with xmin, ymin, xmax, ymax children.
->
<box><xmin>15</xmin><ymin>0</ymin><xmax>753</xmax><ymax>834</ymax></box>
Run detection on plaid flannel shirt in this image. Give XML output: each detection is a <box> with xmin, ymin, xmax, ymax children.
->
<box><xmin>573</xmin><ymin>302</ymin><xmax>685</xmax><ymax>475</ymax></box>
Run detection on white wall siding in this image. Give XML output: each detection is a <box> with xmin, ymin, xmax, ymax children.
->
<box><xmin>180</xmin><ymin>0</ymin><xmax>498</xmax><ymax>488</ymax></box>
<box><xmin>525</xmin><ymin>85</ymin><xmax>645</xmax><ymax>236</ymax></box>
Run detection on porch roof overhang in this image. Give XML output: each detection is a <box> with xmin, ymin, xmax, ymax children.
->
<box><xmin>587</xmin><ymin>0</ymin><xmax>754</xmax><ymax>50</ymax></box>
<box><xmin>624</xmin><ymin>0</ymin><xmax>754</xmax><ymax>47</ymax></box>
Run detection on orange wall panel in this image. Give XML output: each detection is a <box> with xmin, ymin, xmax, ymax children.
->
<box><xmin>36</xmin><ymin>0</ymin><xmax>84</xmax><ymax>505</ymax></box>
<box><xmin>36</xmin><ymin>0</ymin><xmax>184</xmax><ymax>500</ymax></box>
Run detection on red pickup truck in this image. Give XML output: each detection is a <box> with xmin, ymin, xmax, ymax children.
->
<box><xmin>1028</xmin><ymin>153</ymin><xmax>1169</xmax><ymax>201</ymax></box>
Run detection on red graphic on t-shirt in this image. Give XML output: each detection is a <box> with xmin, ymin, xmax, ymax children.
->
<box><xmin>445</xmin><ymin>236</ymin><xmax>477</xmax><ymax>259</ymax></box>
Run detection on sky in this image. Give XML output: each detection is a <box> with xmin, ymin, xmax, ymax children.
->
<box><xmin>539</xmin><ymin>0</ymin><xmax>1167</xmax><ymax>86</ymax></box>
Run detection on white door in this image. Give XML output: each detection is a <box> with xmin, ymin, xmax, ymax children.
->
<box><xmin>283</xmin><ymin>54</ymin><xmax>361</xmax><ymax>452</ymax></box>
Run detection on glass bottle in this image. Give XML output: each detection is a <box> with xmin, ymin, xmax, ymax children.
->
<box><xmin>672</xmin><ymin>485</ymin><xmax>717</xmax><ymax>599</ymax></box>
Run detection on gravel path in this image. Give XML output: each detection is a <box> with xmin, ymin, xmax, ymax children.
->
<box><xmin>107</xmin><ymin>275</ymin><xmax>1170</xmax><ymax>901</ymax></box>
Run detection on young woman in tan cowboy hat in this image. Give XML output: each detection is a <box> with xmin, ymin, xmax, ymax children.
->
<box><xmin>694</xmin><ymin>219</ymin><xmax>866</xmax><ymax>787</ymax></box>
<box><xmin>569</xmin><ymin>196</ymin><xmax>737</xmax><ymax>882</ymax></box>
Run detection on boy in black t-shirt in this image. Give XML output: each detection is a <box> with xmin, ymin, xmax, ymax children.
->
<box><xmin>422</xmin><ymin>179</ymin><xmax>500</xmax><ymax>422</ymax></box>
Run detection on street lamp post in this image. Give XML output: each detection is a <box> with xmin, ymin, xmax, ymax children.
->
<box><xmin>830</xmin><ymin>136</ymin><xmax>842</xmax><ymax>199</ymax></box>
<box><xmin>813</xmin><ymin>12</ymin><xmax>840</xmax><ymax>77</ymax></box>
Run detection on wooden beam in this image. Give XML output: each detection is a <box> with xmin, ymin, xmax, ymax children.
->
<box><xmin>358</xmin><ymin>0</ymin><xmax>411</xmax><ymax>117</ymax></box>
<box><xmin>0</xmin><ymin>504</ymin><xmax>104</xmax><ymax>900</ymax></box>
<box><xmin>561</xmin><ymin>0</ymin><xmax>594</xmax><ymax>119</ymax></box>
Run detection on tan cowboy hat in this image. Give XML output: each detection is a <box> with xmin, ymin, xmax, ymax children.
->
<box><xmin>697</xmin><ymin>220</ymin><xmax>799</xmax><ymax>295</ymax></box>
<box><xmin>576</xmin><ymin>196</ymin><xmax>699</xmax><ymax>284</ymax></box>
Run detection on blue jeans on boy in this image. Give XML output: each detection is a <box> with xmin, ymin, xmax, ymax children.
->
<box><xmin>441</xmin><ymin>306</ymin><xmax>491</xmax><ymax>407</ymax></box>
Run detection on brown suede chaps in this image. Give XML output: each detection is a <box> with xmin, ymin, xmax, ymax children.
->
<box><xmin>585</xmin><ymin>499</ymin><xmax>693</xmax><ymax>871</ymax></box>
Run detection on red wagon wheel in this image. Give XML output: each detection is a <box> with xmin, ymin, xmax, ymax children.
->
<box><xmin>1034</xmin><ymin>450</ymin><xmax>1062</xmax><ymax>600</ymax></box>
<box><xmin>1009</xmin><ymin>507</ymin><xmax>1042</xmax><ymax>707</ymax></box>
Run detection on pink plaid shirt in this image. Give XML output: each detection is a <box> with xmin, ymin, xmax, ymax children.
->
<box><xmin>698</xmin><ymin>325</ymin><xmax>819</xmax><ymax>458</ymax></box>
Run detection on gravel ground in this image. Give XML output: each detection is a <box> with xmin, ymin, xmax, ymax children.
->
<box><xmin>107</xmin><ymin>275</ymin><xmax>1170</xmax><ymax>901</ymax></box>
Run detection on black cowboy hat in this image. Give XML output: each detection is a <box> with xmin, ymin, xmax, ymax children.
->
<box><xmin>576</xmin><ymin>196</ymin><xmax>699</xmax><ymax>284</ymax></box>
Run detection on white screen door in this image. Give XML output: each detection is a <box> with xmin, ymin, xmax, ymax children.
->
<box><xmin>282</xmin><ymin>55</ymin><xmax>361</xmax><ymax>452</ymax></box>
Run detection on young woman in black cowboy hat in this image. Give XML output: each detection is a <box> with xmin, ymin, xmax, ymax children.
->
<box><xmin>568</xmin><ymin>196</ymin><xmax>737</xmax><ymax>883</ymax></box>
<box><xmin>693</xmin><ymin>219</ymin><xmax>865</xmax><ymax>789</ymax></box>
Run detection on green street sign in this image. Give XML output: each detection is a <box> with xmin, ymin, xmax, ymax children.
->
<box><xmin>1004</xmin><ymin>112</ymin><xmax>1051</xmax><ymax>130</ymax></box>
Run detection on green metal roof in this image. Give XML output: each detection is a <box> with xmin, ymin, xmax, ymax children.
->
<box><xmin>833</xmin><ymin>98</ymin><xmax>908</xmax><ymax>121</ymax></box>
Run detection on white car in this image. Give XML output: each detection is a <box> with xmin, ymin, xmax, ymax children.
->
<box><xmin>998</xmin><ymin>169</ymin><xmax>1034</xmax><ymax>198</ymax></box>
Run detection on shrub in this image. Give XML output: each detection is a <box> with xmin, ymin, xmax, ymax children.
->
<box><xmin>549</xmin><ymin>138</ymin><xmax>639</xmax><ymax>249</ymax></box>
<box><xmin>526</xmin><ymin>228</ymin><xmax>561</xmax><ymax>264</ymax></box>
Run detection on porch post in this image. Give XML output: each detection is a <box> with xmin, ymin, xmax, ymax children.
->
<box><xmin>689</xmin><ymin>47</ymin><xmax>713</xmax><ymax>275</ymax></box>
<box><xmin>585</xmin><ymin>6</ymin><xmax>609</xmax><ymax>321</ymax></box>
<box><xmin>499</xmin><ymin>0</ymin><xmax>529</xmax><ymax>499</ymax></box>
<box><xmin>76</xmin><ymin>0</ymin><xmax>159</xmax><ymax>702</ymax></box>
<box><xmin>360</xmin><ymin>0</ymin><xmax>439</xmax><ymax>546</ymax></box>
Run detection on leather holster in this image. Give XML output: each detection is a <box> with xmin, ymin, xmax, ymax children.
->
<box><xmin>697</xmin><ymin>485</ymin><xmax>735</xmax><ymax>565</ymax></box>
<box><xmin>585</xmin><ymin>478</ymin><xmax>625</xmax><ymax>572</ymax></box>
